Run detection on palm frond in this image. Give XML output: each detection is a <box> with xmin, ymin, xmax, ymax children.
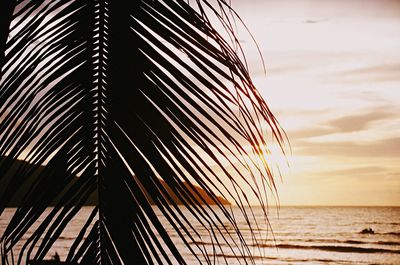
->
<box><xmin>0</xmin><ymin>0</ymin><xmax>285</xmax><ymax>264</ymax></box>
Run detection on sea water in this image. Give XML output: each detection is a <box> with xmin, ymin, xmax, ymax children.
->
<box><xmin>1</xmin><ymin>206</ymin><xmax>399</xmax><ymax>264</ymax></box>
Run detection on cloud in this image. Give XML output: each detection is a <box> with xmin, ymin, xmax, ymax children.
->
<box><xmin>288</xmin><ymin>127</ymin><xmax>334</xmax><ymax>139</ymax></box>
<box><xmin>266</xmin><ymin>64</ymin><xmax>310</xmax><ymax>74</ymax></box>
<box><xmin>297</xmin><ymin>137</ymin><xmax>400</xmax><ymax>157</ymax></box>
<box><xmin>276</xmin><ymin>108</ymin><xmax>330</xmax><ymax>117</ymax></box>
<box><xmin>334</xmin><ymin>63</ymin><xmax>400</xmax><ymax>83</ymax></box>
<box><xmin>313</xmin><ymin>166</ymin><xmax>387</xmax><ymax>178</ymax></box>
<box><xmin>286</xmin><ymin>107</ymin><xmax>395</xmax><ymax>140</ymax></box>
<box><xmin>343</xmin><ymin>64</ymin><xmax>400</xmax><ymax>76</ymax></box>
<box><xmin>338</xmin><ymin>90</ymin><xmax>390</xmax><ymax>104</ymax></box>
<box><xmin>329</xmin><ymin>110</ymin><xmax>394</xmax><ymax>133</ymax></box>
<box><xmin>301</xmin><ymin>18</ymin><xmax>329</xmax><ymax>24</ymax></box>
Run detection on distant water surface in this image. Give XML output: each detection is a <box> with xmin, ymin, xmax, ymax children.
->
<box><xmin>1</xmin><ymin>206</ymin><xmax>399</xmax><ymax>264</ymax></box>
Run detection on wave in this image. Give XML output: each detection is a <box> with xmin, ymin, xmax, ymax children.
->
<box><xmin>346</xmin><ymin>240</ymin><xmax>400</xmax><ymax>246</ymax></box>
<box><xmin>383</xmin><ymin>232</ymin><xmax>400</xmax><ymax>236</ymax></box>
<box><xmin>366</xmin><ymin>222</ymin><xmax>400</xmax><ymax>225</ymax></box>
<box><xmin>305</xmin><ymin>239</ymin><xmax>400</xmax><ymax>246</ymax></box>
<box><xmin>58</xmin><ymin>236</ymin><xmax>77</xmax><ymax>240</ymax></box>
<box><xmin>210</xmin><ymin>254</ymin><xmax>363</xmax><ymax>264</ymax></box>
<box><xmin>212</xmin><ymin>254</ymin><xmax>270</xmax><ymax>260</ymax></box>
<box><xmin>273</xmin><ymin>244</ymin><xmax>400</xmax><ymax>254</ymax></box>
<box><xmin>376</xmin><ymin>241</ymin><xmax>400</xmax><ymax>246</ymax></box>
<box><xmin>191</xmin><ymin>240</ymin><xmax>400</xmax><ymax>254</ymax></box>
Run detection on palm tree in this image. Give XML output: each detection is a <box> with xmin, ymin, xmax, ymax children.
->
<box><xmin>0</xmin><ymin>0</ymin><xmax>285</xmax><ymax>264</ymax></box>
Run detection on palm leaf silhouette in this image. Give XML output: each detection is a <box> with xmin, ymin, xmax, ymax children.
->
<box><xmin>0</xmin><ymin>0</ymin><xmax>285</xmax><ymax>264</ymax></box>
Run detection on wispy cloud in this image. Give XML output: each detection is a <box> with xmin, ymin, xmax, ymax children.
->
<box><xmin>332</xmin><ymin>63</ymin><xmax>400</xmax><ymax>83</ymax></box>
<box><xmin>286</xmin><ymin>107</ymin><xmax>396</xmax><ymax>140</ymax></box>
<box><xmin>297</xmin><ymin>137</ymin><xmax>400</xmax><ymax>157</ymax></box>
<box><xmin>313</xmin><ymin>166</ymin><xmax>387</xmax><ymax>178</ymax></box>
<box><xmin>329</xmin><ymin>110</ymin><xmax>394</xmax><ymax>133</ymax></box>
<box><xmin>347</xmin><ymin>63</ymin><xmax>399</xmax><ymax>74</ymax></box>
<box><xmin>288</xmin><ymin>127</ymin><xmax>333</xmax><ymax>139</ymax></box>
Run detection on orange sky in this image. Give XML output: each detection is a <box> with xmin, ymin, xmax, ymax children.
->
<box><xmin>228</xmin><ymin>0</ymin><xmax>400</xmax><ymax>206</ymax></box>
<box><xmin>6</xmin><ymin>0</ymin><xmax>399</xmax><ymax>207</ymax></box>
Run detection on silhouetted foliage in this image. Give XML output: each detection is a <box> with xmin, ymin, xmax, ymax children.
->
<box><xmin>0</xmin><ymin>0</ymin><xmax>284</xmax><ymax>264</ymax></box>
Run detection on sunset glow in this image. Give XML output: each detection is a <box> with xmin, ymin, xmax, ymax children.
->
<box><xmin>230</xmin><ymin>0</ymin><xmax>400</xmax><ymax>206</ymax></box>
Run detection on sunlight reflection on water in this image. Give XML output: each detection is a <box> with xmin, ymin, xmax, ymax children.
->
<box><xmin>1</xmin><ymin>206</ymin><xmax>399</xmax><ymax>264</ymax></box>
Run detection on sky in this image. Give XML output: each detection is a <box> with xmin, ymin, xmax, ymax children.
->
<box><xmin>228</xmin><ymin>0</ymin><xmax>400</xmax><ymax>206</ymax></box>
<box><xmin>3</xmin><ymin>0</ymin><xmax>399</xmax><ymax>207</ymax></box>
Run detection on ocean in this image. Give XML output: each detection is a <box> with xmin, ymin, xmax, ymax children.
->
<box><xmin>1</xmin><ymin>206</ymin><xmax>399</xmax><ymax>264</ymax></box>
